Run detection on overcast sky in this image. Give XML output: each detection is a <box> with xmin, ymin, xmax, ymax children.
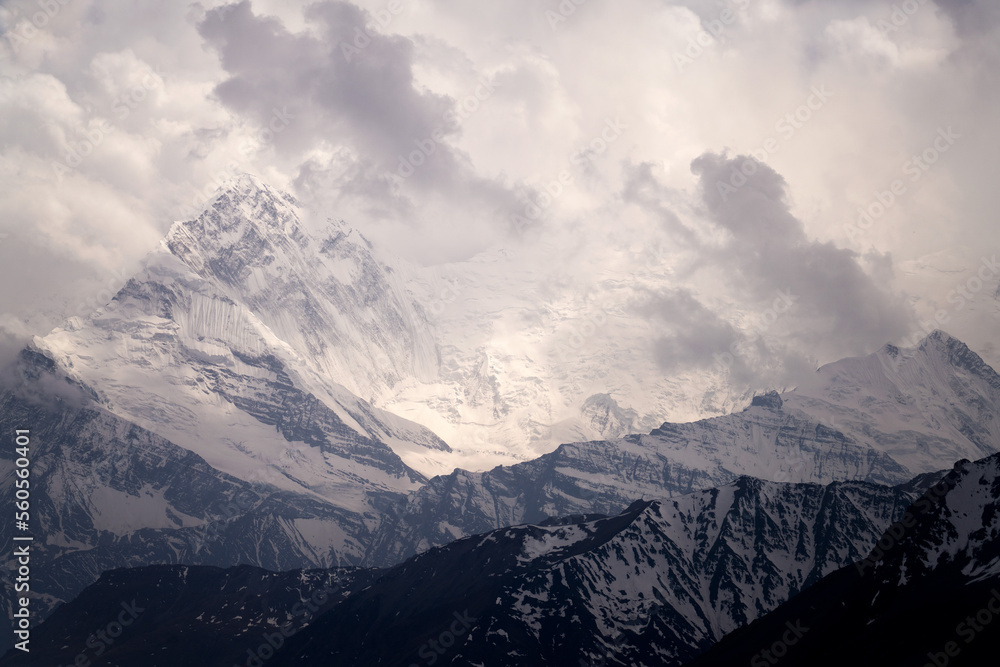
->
<box><xmin>1</xmin><ymin>0</ymin><xmax>997</xmax><ymax>377</ymax></box>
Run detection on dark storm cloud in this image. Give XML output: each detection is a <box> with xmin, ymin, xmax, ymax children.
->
<box><xmin>635</xmin><ymin>288</ymin><xmax>741</xmax><ymax>373</ymax></box>
<box><xmin>0</xmin><ymin>330</ymin><xmax>27</xmax><ymax>376</ymax></box>
<box><xmin>199</xmin><ymin>1</ymin><xmax>452</xmax><ymax>168</ymax></box>
<box><xmin>624</xmin><ymin>151</ymin><xmax>915</xmax><ymax>381</ymax></box>
<box><xmin>927</xmin><ymin>0</ymin><xmax>1000</xmax><ymax>37</ymax></box>
<box><xmin>690</xmin><ymin>152</ymin><xmax>913</xmax><ymax>356</ymax></box>
<box><xmin>197</xmin><ymin>1</ymin><xmax>520</xmax><ymax>220</ymax></box>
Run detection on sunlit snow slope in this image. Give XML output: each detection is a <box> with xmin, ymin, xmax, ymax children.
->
<box><xmin>36</xmin><ymin>174</ymin><xmax>449</xmax><ymax>492</ymax></box>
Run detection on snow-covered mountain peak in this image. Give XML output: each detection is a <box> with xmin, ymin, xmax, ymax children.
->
<box><xmin>151</xmin><ymin>175</ymin><xmax>441</xmax><ymax>405</ymax></box>
<box><xmin>782</xmin><ymin>329</ymin><xmax>1000</xmax><ymax>475</ymax></box>
<box><xmin>32</xmin><ymin>173</ymin><xmax>454</xmax><ymax>493</ymax></box>
<box><xmin>917</xmin><ymin>327</ymin><xmax>960</xmax><ymax>349</ymax></box>
<box><xmin>165</xmin><ymin>175</ymin><xmax>305</xmax><ymax>281</ymax></box>
<box><xmin>915</xmin><ymin>329</ymin><xmax>1000</xmax><ymax>386</ymax></box>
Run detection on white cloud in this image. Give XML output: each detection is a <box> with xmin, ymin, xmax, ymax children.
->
<box><xmin>0</xmin><ymin>0</ymin><xmax>997</xmax><ymax>372</ymax></box>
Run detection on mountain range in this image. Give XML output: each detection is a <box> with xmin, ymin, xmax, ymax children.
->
<box><xmin>2</xmin><ymin>465</ymin><xmax>950</xmax><ymax>666</ymax></box>
<box><xmin>1</xmin><ymin>175</ymin><xmax>998</xmax><ymax>662</ymax></box>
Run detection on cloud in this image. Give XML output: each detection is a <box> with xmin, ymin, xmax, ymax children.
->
<box><xmin>197</xmin><ymin>1</ymin><xmax>525</xmax><ymax>261</ymax></box>
<box><xmin>621</xmin><ymin>161</ymin><xmax>701</xmax><ymax>251</ymax></box>
<box><xmin>0</xmin><ymin>315</ymin><xmax>30</xmax><ymax>375</ymax></box>
<box><xmin>622</xmin><ymin>151</ymin><xmax>914</xmax><ymax>384</ymax></box>
<box><xmin>199</xmin><ymin>1</ymin><xmax>454</xmax><ymax>171</ymax></box>
<box><xmin>0</xmin><ymin>0</ymin><xmax>996</xmax><ymax>384</ymax></box>
<box><xmin>934</xmin><ymin>0</ymin><xmax>1000</xmax><ymax>37</ymax></box>
<box><xmin>690</xmin><ymin>152</ymin><xmax>914</xmax><ymax>356</ymax></box>
<box><xmin>635</xmin><ymin>288</ymin><xmax>740</xmax><ymax>373</ymax></box>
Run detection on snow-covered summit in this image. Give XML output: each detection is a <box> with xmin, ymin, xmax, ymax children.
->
<box><xmin>36</xmin><ymin>173</ymin><xmax>450</xmax><ymax>502</ymax></box>
<box><xmin>783</xmin><ymin>329</ymin><xmax>1000</xmax><ymax>474</ymax></box>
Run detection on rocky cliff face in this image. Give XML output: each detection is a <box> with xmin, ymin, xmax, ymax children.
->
<box><xmin>688</xmin><ymin>454</ymin><xmax>1000</xmax><ymax>667</ymax></box>
<box><xmin>0</xmin><ymin>349</ymin><xmax>411</xmax><ymax>651</ymax></box>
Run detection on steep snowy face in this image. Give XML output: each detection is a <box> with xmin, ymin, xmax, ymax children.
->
<box><xmin>383</xmin><ymin>248</ymin><xmax>751</xmax><ymax>467</ymax></box>
<box><xmin>163</xmin><ymin>174</ymin><xmax>438</xmax><ymax>402</ymax></box>
<box><xmin>36</xmin><ymin>174</ymin><xmax>448</xmax><ymax>494</ymax></box>
<box><xmin>783</xmin><ymin>330</ymin><xmax>1000</xmax><ymax>475</ymax></box>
